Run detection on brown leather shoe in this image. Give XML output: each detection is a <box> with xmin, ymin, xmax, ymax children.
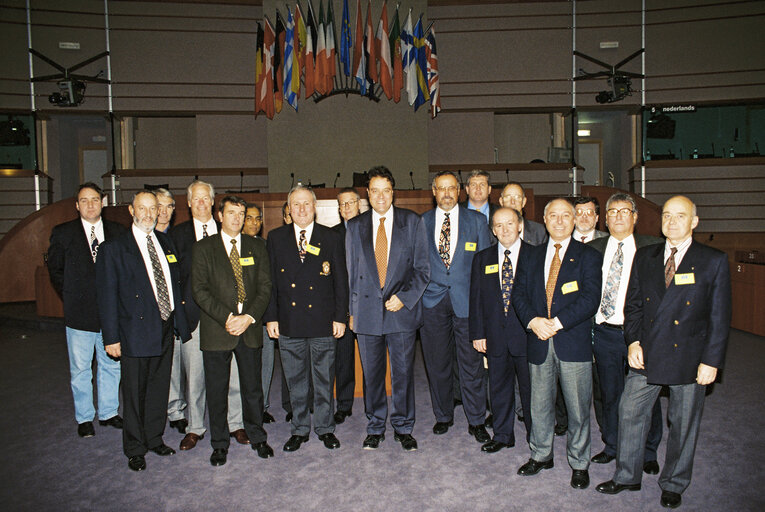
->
<box><xmin>230</xmin><ymin>429</ymin><xmax>250</xmax><ymax>445</ymax></box>
<box><xmin>179</xmin><ymin>433</ymin><xmax>202</xmax><ymax>451</ymax></box>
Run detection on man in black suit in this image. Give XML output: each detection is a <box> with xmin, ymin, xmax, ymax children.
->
<box><xmin>469</xmin><ymin>207</ymin><xmax>532</xmax><ymax>453</ymax></box>
<box><xmin>332</xmin><ymin>187</ymin><xmax>361</xmax><ymax>424</ymax></box>
<box><xmin>460</xmin><ymin>169</ymin><xmax>498</xmax><ymax>223</ymax></box>
<box><xmin>588</xmin><ymin>193</ymin><xmax>664</xmax><ymax>473</ymax></box>
<box><xmin>265</xmin><ymin>185</ymin><xmax>349</xmax><ymax>452</ymax></box>
<box><xmin>597</xmin><ymin>195</ymin><xmax>731</xmax><ymax>509</ymax></box>
<box><xmin>97</xmin><ymin>190</ymin><xmax>191</xmax><ymax>471</ymax></box>
<box><xmin>47</xmin><ymin>182</ymin><xmax>125</xmax><ymax>438</ymax></box>
<box><xmin>498</xmin><ymin>182</ymin><xmax>547</xmax><ymax>246</ymax></box>
<box><xmin>192</xmin><ymin>195</ymin><xmax>274</xmax><ymax>466</ymax></box>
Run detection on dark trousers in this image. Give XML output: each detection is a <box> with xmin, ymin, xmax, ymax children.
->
<box><xmin>203</xmin><ymin>337</ymin><xmax>266</xmax><ymax>450</ymax></box>
<box><xmin>357</xmin><ymin>331</ymin><xmax>416</xmax><ymax>435</ymax></box>
<box><xmin>280</xmin><ymin>345</ymin><xmax>312</xmax><ymax>414</ymax></box>
<box><xmin>334</xmin><ymin>328</ymin><xmax>356</xmax><ymax>413</ymax></box>
<box><xmin>421</xmin><ymin>295</ymin><xmax>486</xmax><ymax>425</ymax></box>
<box><xmin>488</xmin><ymin>348</ymin><xmax>531</xmax><ymax>445</ymax></box>
<box><xmin>593</xmin><ymin>324</ymin><xmax>663</xmax><ymax>460</ymax></box>
<box><xmin>121</xmin><ymin>317</ymin><xmax>174</xmax><ymax>457</ymax></box>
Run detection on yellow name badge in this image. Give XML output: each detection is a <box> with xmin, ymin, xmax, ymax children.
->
<box><xmin>485</xmin><ymin>264</ymin><xmax>499</xmax><ymax>274</ymax></box>
<box><xmin>465</xmin><ymin>242</ymin><xmax>477</xmax><ymax>252</ymax></box>
<box><xmin>674</xmin><ymin>273</ymin><xmax>695</xmax><ymax>285</ymax></box>
<box><xmin>166</xmin><ymin>254</ymin><xmax>177</xmax><ymax>263</ymax></box>
<box><xmin>239</xmin><ymin>257</ymin><xmax>254</xmax><ymax>266</ymax></box>
<box><xmin>561</xmin><ymin>281</ymin><xmax>579</xmax><ymax>294</ymax></box>
<box><xmin>305</xmin><ymin>244</ymin><xmax>320</xmax><ymax>256</ymax></box>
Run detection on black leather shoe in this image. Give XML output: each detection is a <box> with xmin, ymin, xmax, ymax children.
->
<box><xmin>363</xmin><ymin>434</ymin><xmax>384</xmax><ymax>449</ymax></box>
<box><xmin>99</xmin><ymin>415</ymin><xmax>123</xmax><ymax>429</ymax></box>
<box><xmin>554</xmin><ymin>424</ymin><xmax>567</xmax><ymax>436</ymax></box>
<box><xmin>393</xmin><ymin>432</ymin><xmax>418</xmax><ymax>451</ymax></box>
<box><xmin>660</xmin><ymin>490</ymin><xmax>682</xmax><ymax>509</ymax></box>
<box><xmin>571</xmin><ymin>469</ymin><xmax>590</xmax><ymax>489</ymax></box>
<box><xmin>481</xmin><ymin>439</ymin><xmax>513</xmax><ymax>453</ymax></box>
<box><xmin>595</xmin><ymin>480</ymin><xmax>642</xmax><ymax>494</ymax></box>
<box><xmin>433</xmin><ymin>420</ymin><xmax>453</xmax><ymax>435</ymax></box>
<box><xmin>644</xmin><ymin>460</ymin><xmax>660</xmax><ymax>474</ymax></box>
<box><xmin>468</xmin><ymin>424</ymin><xmax>491</xmax><ymax>443</ymax></box>
<box><xmin>169</xmin><ymin>419</ymin><xmax>187</xmax><ymax>434</ymax></box>
<box><xmin>127</xmin><ymin>455</ymin><xmax>146</xmax><ymax>471</ymax></box>
<box><xmin>319</xmin><ymin>433</ymin><xmax>341</xmax><ymax>449</ymax></box>
<box><xmin>591</xmin><ymin>451</ymin><xmax>616</xmax><ymax>464</ymax></box>
<box><xmin>485</xmin><ymin>414</ymin><xmax>493</xmax><ymax>429</ymax></box>
<box><xmin>77</xmin><ymin>421</ymin><xmax>95</xmax><ymax>438</ymax></box>
<box><xmin>518</xmin><ymin>458</ymin><xmax>554</xmax><ymax>476</ymax></box>
<box><xmin>334</xmin><ymin>410</ymin><xmax>352</xmax><ymax>424</ymax></box>
<box><xmin>149</xmin><ymin>444</ymin><xmax>176</xmax><ymax>456</ymax></box>
<box><xmin>253</xmin><ymin>441</ymin><xmax>274</xmax><ymax>458</ymax></box>
<box><xmin>210</xmin><ymin>448</ymin><xmax>227</xmax><ymax>466</ymax></box>
<box><xmin>263</xmin><ymin>411</ymin><xmax>275</xmax><ymax>424</ymax></box>
<box><xmin>285</xmin><ymin>412</ymin><xmax>293</xmax><ymax>423</ymax></box>
<box><xmin>283</xmin><ymin>434</ymin><xmax>309</xmax><ymax>452</ymax></box>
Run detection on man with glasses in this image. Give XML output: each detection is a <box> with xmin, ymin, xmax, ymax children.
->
<box><xmin>573</xmin><ymin>196</ymin><xmax>608</xmax><ymax>243</ymax></box>
<box><xmin>498</xmin><ymin>182</ymin><xmax>547</xmax><ymax>246</ymax></box>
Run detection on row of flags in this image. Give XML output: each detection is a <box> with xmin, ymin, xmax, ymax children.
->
<box><xmin>254</xmin><ymin>0</ymin><xmax>441</xmax><ymax>119</ymax></box>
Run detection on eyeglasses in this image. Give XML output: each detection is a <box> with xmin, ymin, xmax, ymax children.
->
<box><xmin>575</xmin><ymin>208</ymin><xmax>596</xmax><ymax>217</ymax></box>
<box><xmin>502</xmin><ymin>194</ymin><xmax>523</xmax><ymax>201</ymax></box>
<box><xmin>339</xmin><ymin>199</ymin><xmax>358</xmax><ymax>208</ymax></box>
<box><xmin>607</xmin><ymin>208</ymin><xmax>634</xmax><ymax>217</ymax></box>
<box><xmin>435</xmin><ymin>186</ymin><xmax>459</xmax><ymax>193</ymax></box>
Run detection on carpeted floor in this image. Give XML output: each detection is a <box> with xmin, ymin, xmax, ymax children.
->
<box><xmin>1</xmin><ymin>308</ymin><xmax>763</xmax><ymax>511</ymax></box>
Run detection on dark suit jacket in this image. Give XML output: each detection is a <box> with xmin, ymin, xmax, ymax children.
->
<box><xmin>458</xmin><ymin>201</ymin><xmax>498</xmax><ymax>224</ymax></box>
<box><xmin>96</xmin><ymin>229</ymin><xmax>191</xmax><ymax>357</ymax></box>
<box><xmin>263</xmin><ymin>223</ymin><xmax>348</xmax><ymax>338</ymax></box>
<box><xmin>422</xmin><ymin>206</ymin><xmax>492</xmax><ymax>317</ymax></box>
<box><xmin>522</xmin><ymin>218</ymin><xmax>548</xmax><ymax>246</ymax></box>
<box><xmin>512</xmin><ymin>239</ymin><xmax>603</xmax><ymax>364</ymax></box>
<box><xmin>48</xmin><ymin>218</ymin><xmax>126</xmax><ymax>332</ymax></box>
<box><xmin>624</xmin><ymin>240</ymin><xmax>731</xmax><ymax>385</ymax></box>
<box><xmin>469</xmin><ymin>242</ymin><xmax>531</xmax><ymax>357</ymax></box>
<box><xmin>346</xmin><ymin>207</ymin><xmax>430</xmax><ymax>336</ymax></box>
<box><xmin>169</xmin><ymin>220</ymin><xmax>217</xmax><ymax>332</ymax></box>
<box><xmin>191</xmin><ymin>233</ymin><xmax>271</xmax><ymax>351</ymax></box>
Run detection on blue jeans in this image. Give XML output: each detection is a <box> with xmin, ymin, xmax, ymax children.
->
<box><xmin>66</xmin><ymin>327</ymin><xmax>121</xmax><ymax>423</ymax></box>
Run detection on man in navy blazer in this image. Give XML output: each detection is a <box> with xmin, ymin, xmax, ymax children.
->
<box><xmin>513</xmin><ymin>198</ymin><xmax>602</xmax><ymax>490</ymax></box>
<box><xmin>97</xmin><ymin>190</ymin><xmax>191</xmax><ymax>471</ymax></box>
<box><xmin>421</xmin><ymin>171</ymin><xmax>492</xmax><ymax>442</ymax></box>
<box><xmin>47</xmin><ymin>182</ymin><xmax>126</xmax><ymax>438</ymax></box>
<box><xmin>596</xmin><ymin>196</ymin><xmax>731</xmax><ymax>509</ymax></box>
<box><xmin>469</xmin><ymin>207</ymin><xmax>533</xmax><ymax>453</ymax></box>
<box><xmin>346</xmin><ymin>166</ymin><xmax>430</xmax><ymax>451</ymax></box>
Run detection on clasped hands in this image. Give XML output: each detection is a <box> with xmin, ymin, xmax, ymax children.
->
<box><xmin>226</xmin><ymin>313</ymin><xmax>253</xmax><ymax>336</ymax></box>
<box><xmin>529</xmin><ymin>317</ymin><xmax>560</xmax><ymax>341</ymax></box>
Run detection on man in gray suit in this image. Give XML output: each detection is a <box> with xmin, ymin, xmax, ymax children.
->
<box><xmin>498</xmin><ymin>182</ymin><xmax>547</xmax><ymax>246</ymax></box>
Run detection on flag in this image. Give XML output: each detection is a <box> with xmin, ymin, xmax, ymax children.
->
<box><xmin>412</xmin><ymin>15</ymin><xmax>430</xmax><ymax>112</ymax></box>
<box><xmin>304</xmin><ymin>1</ymin><xmax>317</xmax><ymax>97</ymax></box>
<box><xmin>295</xmin><ymin>1</ymin><xmax>307</xmax><ymax>97</ymax></box>
<box><xmin>274</xmin><ymin>10</ymin><xmax>285</xmax><ymax>113</ymax></box>
<box><xmin>340</xmin><ymin>0</ymin><xmax>352</xmax><ymax>77</ymax></box>
<box><xmin>364</xmin><ymin>0</ymin><xmax>377</xmax><ymax>84</ymax></box>
<box><xmin>325</xmin><ymin>0</ymin><xmax>337</xmax><ymax>92</ymax></box>
<box><xmin>389</xmin><ymin>5</ymin><xmax>403</xmax><ymax>103</ymax></box>
<box><xmin>425</xmin><ymin>25</ymin><xmax>440</xmax><ymax>118</ymax></box>
<box><xmin>314</xmin><ymin>1</ymin><xmax>327</xmax><ymax>95</ymax></box>
<box><xmin>261</xmin><ymin>17</ymin><xmax>276</xmax><ymax>119</ymax></box>
<box><xmin>255</xmin><ymin>21</ymin><xmax>265</xmax><ymax>115</ymax></box>
<box><xmin>353</xmin><ymin>0</ymin><xmax>368</xmax><ymax>94</ymax></box>
<box><xmin>401</xmin><ymin>9</ymin><xmax>415</xmax><ymax>105</ymax></box>
<box><xmin>376</xmin><ymin>1</ymin><xmax>392</xmax><ymax>100</ymax></box>
<box><xmin>284</xmin><ymin>8</ymin><xmax>298</xmax><ymax>110</ymax></box>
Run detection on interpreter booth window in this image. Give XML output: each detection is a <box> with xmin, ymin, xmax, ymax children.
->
<box><xmin>642</xmin><ymin>104</ymin><xmax>765</xmax><ymax>162</ymax></box>
<box><xmin>0</xmin><ymin>114</ymin><xmax>36</xmax><ymax>170</ymax></box>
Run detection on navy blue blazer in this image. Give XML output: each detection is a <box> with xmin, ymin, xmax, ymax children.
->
<box><xmin>97</xmin><ymin>229</ymin><xmax>191</xmax><ymax>357</ymax></box>
<box><xmin>263</xmin><ymin>223</ymin><xmax>348</xmax><ymax>338</ymax></box>
<box><xmin>47</xmin><ymin>218</ymin><xmax>126</xmax><ymax>332</ymax></box>
<box><xmin>346</xmin><ymin>207</ymin><xmax>430</xmax><ymax>336</ymax></box>
<box><xmin>422</xmin><ymin>206</ymin><xmax>492</xmax><ymax>317</ymax></box>
<box><xmin>624</xmin><ymin>240</ymin><xmax>731</xmax><ymax>385</ymax></box>
<box><xmin>469</xmin><ymin>242</ymin><xmax>531</xmax><ymax>357</ymax></box>
<box><xmin>512</xmin><ymin>239</ymin><xmax>603</xmax><ymax>364</ymax></box>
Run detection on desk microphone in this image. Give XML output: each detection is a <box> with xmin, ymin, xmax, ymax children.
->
<box><xmin>457</xmin><ymin>169</ymin><xmax>464</xmax><ymax>188</ymax></box>
<box><xmin>290</xmin><ymin>173</ymin><xmax>295</xmax><ymax>188</ymax></box>
<box><xmin>409</xmin><ymin>171</ymin><xmax>415</xmax><ymax>190</ymax></box>
<box><xmin>505</xmin><ymin>168</ymin><xmax>510</xmax><ymax>183</ymax></box>
<box><xmin>334</xmin><ymin>172</ymin><xmax>340</xmax><ymax>187</ymax></box>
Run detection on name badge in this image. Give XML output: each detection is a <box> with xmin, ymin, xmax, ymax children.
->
<box><xmin>305</xmin><ymin>244</ymin><xmax>320</xmax><ymax>256</ymax></box>
<box><xmin>239</xmin><ymin>257</ymin><xmax>254</xmax><ymax>266</ymax></box>
<box><xmin>166</xmin><ymin>254</ymin><xmax>177</xmax><ymax>263</ymax></box>
<box><xmin>561</xmin><ymin>281</ymin><xmax>579</xmax><ymax>294</ymax></box>
<box><xmin>674</xmin><ymin>273</ymin><xmax>695</xmax><ymax>285</ymax></box>
<box><xmin>465</xmin><ymin>242</ymin><xmax>477</xmax><ymax>251</ymax></box>
<box><xmin>485</xmin><ymin>264</ymin><xmax>498</xmax><ymax>274</ymax></box>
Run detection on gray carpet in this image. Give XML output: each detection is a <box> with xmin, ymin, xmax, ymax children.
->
<box><xmin>1</xmin><ymin>311</ymin><xmax>763</xmax><ymax>511</ymax></box>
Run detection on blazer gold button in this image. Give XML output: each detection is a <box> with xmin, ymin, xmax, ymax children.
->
<box><xmin>281</xmin><ymin>268</ymin><xmax>285</xmax><ymax>272</ymax></box>
<box><xmin>309</xmin><ymin>286</ymin><xmax>313</xmax><ymax>290</ymax></box>
<box><xmin>674</xmin><ymin>320</ymin><xmax>679</xmax><ymax>325</ymax></box>
<box><xmin>646</xmin><ymin>297</ymin><xmax>650</xmax><ymax>301</ymax></box>
<box><xmin>291</xmin><ymin>302</ymin><xmax>296</xmax><ymax>306</ymax></box>
<box><xmin>674</xmin><ymin>343</ymin><xmax>678</xmax><ymax>348</ymax></box>
<box><xmin>291</xmin><ymin>283</ymin><xmax>296</xmax><ymax>288</ymax></box>
<box><xmin>686</xmin><ymin>301</ymin><xmax>691</xmax><ymax>305</ymax></box>
<box><xmin>308</xmin><ymin>304</ymin><xmax>312</xmax><ymax>308</ymax></box>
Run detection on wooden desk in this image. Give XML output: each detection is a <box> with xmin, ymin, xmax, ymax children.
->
<box><xmin>730</xmin><ymin>262</ymin><xmax>765</xmax><ymax>336</ymax></box>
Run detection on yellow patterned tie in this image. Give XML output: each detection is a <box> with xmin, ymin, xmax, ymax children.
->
<box><xmin>230</xmin><ymin>239</ymin><xmax>246</xmax><ymax>304</ymax></box>
<box><xmin>546</xmin><ymin>243</ymin><xmax>562</xmax><ymax>317</ymax></box>
<box><xmin>375</xmin><ymin>217</ymin><xmax>387</xmax><ymax>289</ymax></box>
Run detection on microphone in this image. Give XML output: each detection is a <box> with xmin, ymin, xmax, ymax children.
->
<box><xmin>410</xmin><ymin>171</ymin><xmax>415</xmax><ymax>190</ymax></box>
<box><xmin>457</xmin><ymin>169</ymin><xmax>463</xmax><ymax>188</ymax></box>
<box><xmin>505</xmin><ymin>168</ymin><xmax>510</xmax><ymax>183</ymax></box>
<box><xmin>290</xmin><ymin>173</ymin><xmax>295</xmax><ymax>188</ymax></box>
<box><xmin>334</xmin><ymin>172</ymin><xmax>340</xmax><ymax>187</ymax></box>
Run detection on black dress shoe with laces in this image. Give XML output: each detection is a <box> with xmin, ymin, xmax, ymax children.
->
<box><xmin>644</xmin><ymin>460</ymin><xmax>660</xmax><ymax>474</ymax></box>
<box><xmin>554</xmin><ymin>424</ymin><xmax>567</xmax><ymax>436</ymax></box>
<box><xmin>570</xmin><ymin>469</ymin><xmax>590</xmax><ymax>489</ymax></box>
<box><xmin>149</xmin><ymin>444</ymin><xmax>176</xmax><ymax>456</ymax></box>
<box><xmin>77</xmin><ymin>421</ymin><xmax>95</xmax><ymax>438</ymax></box>
<box><xmin>591</xmin><ymin>451</ymin><xmax>615</xmax><ymax>464</ymax></box>
<box><xmin>210</xmin><ymin>448</ymin><xmax>227</xmax><ymax>466</ymax></box>
<box><xmin>468</xmin><ymin>424</ymin><xmax>491</xmax><ymax>443</ymax></box>
<box><xmin>319</xmin><ymin>433</ymin><xmax>341</xmax><ymax>449</ymax></box>
<box><xmin>432</xmin><ymin>420</ymin><xmax>453</xmax><ymax>435</ymax></box>
<box><xmin>518</xmin><ymin>458</ymin><xmax>554</xmax><ymax>476</ymax></box>
<box><xmin>285</xmin><ymin>412</ymin><xmax>293</xmax><ymax>423</ymax></box>
<box><xmin>485</xmin><ymin>414</ymin><xmax>494</xmax><ymax>429</ymax></box>
<box><xmin>334</xmin><ymin>410</ymin><xmax>352</xmax><ymax>424</ymax></box>
<box><xmin>595</xmin><ymin>480</ymin><xmax>641</xmax><ymax>494</ymax></box>
<box><xmin>481</xmin><ymin>439</ymin><xmax>513</xmax><ymax>453</ymax></box>
<box><xmin>253</xmin><ymin>441</ymin><xmax>274</xmax><ymax>458</ymax></box>
<box><xmin>660</xmin><ymin>490</ymin><xmax>682</xmax><ymax>509</ymax></box>
<box><xmin>168</xmin><ymin>419</ymin><xmax>188</xmax><ymax>434</ymax></box>
<box><xmin>99</xmin><ymin>415</ymin><xmax>123</xmax><ymax>429</ymax></box>
<box><xmin>128</xmin><ymin>455</ymin><xmax>146</xmax><ymax>471</ymax></box>
<box><xmin>283</xmin><ymin>434</ymin><xmax>309</xmax><ymax>452</ymax></box>
<box><xmin>363</xmin><ymin>434</ymin><xmax>384</xmax><ymax>449</ymax></box>
<box><xmin>262</xmin><ymin>411</ymin><xmax>275</xmax><ymax>424</ymax></box>
<box><xmin>394</xmin><ymin>432</ymin><xmax>418</xmax><ymax>451</ymax></box>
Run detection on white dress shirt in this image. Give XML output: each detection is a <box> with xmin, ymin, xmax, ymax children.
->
<box><xmin>434</xmin><ymin>205</ymin><xmax>459</xmax><ymax>262</ymax></box>
<box><xmin>595</xmin><ymin>234</ymin><xmax>637</xmax><ymax>325</ymax></box>
<box><xmin>293</xmin><ymin>221</ymin><xmax>315</xmax><ymax>247</ymax></box>
<box><xmin>497</xmin><ymin>237</ymin><xmax>521</xmax><ymax>288</ymax></box>
<box><xmin>573</xmin><ymin>229</ymin><xmax>596</xmax><ymax>244</ymax></box>
<box><xmin>132</xmin><ymin>224</ymin><xmax>175</xmax><ymax>312</ymax></box>
<box><xmin>665</xmin><ymin>236</ymin><xmax>693</xmax><ymax>267</ymax></box>
<box><xmin>193</xmin><ymin>216</ymin><xmax>218</xmax><ymax>242</ymax></box>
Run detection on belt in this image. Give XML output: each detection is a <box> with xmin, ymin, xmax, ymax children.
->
<box><xmin>599</xmin><ymin>322</ymin><xmax>623</xmax><ymax>330</ymax></box>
